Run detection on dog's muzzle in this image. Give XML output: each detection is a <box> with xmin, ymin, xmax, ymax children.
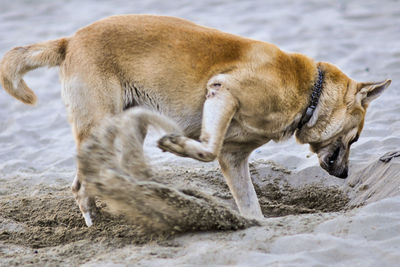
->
<box><xmin>319</xmin><ymin>146</ymin><xmax>349</xmax><ymax>179</ymax></box>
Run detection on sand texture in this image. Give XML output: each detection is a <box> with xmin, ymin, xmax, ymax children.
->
<box><xmin>1</xmin><ymin>0</ymin><xmax>400</xmax><ymax>266</ymax></box>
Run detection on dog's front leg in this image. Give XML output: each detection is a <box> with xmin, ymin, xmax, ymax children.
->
<box><xmin>218</xmin><ymin>149</ymin><xmax>264</xmax><ymax>219</ymax></box>
<box><xmin>158</xmin><ymin>78</ymin><xmax>238</xmax><ymax>162</ymax></box>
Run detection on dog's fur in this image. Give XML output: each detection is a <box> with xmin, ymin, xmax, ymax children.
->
<box><xmin>0</xmin><ymin>15</ymin><xmax>390</xmax><ymax>226</ymax></box>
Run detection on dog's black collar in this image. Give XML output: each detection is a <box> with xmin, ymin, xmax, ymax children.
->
<box><xmin>297</xmin><ymin>67</ymin><xmax>325</xmax><ymax>130</ymax></box>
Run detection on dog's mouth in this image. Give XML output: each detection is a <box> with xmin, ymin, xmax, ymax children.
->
<box><xmin>319</xmin><ymin>145</ymin><xmax>348</xmax><ymax>179</ymax></box>
<box><xmin>328</xmin><ymin>146</ymin><xmax>341</xmax><ymax>165</ymax></box>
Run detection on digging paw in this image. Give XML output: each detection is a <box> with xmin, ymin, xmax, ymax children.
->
<box><xmin>158</xmin><ymin>134</ymin><xmax>216</xmax><ymax>162</ymax></box>
<box><xmin>192</xmin><ymin>150</ymin><xmax>216</xmax><ymax>162</ymax></box>
<box><xmin>158</xmin><ymin>134</ymin><xmax>190</xmax><ymax>158</ymax></box>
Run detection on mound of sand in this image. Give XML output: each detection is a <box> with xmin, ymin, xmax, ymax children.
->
<box><xmin>346</xmin><ymin>151</ymin><xmax>400</xmax><ymax>207</ymax></box>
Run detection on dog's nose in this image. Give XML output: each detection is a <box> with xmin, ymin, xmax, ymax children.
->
<box><xmin>326</xmin><ymin>164</ymin><xmax>348</xmax><ymax>179</ymax></box>
<box><xmin>337</xmin><ymin>169</ymin><xmax>348</xmax><ymax>179</ymax></box>
<box><xmin>333</xmin><ymin>167</ymin><xmax>348</xmax><ymax>179</ymax></box>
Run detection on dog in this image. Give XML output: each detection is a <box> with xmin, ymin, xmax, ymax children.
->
<box><xmin>0</xmin><ymin>15</ymin><xmax>390</xmax><ymax>226</ymax></box>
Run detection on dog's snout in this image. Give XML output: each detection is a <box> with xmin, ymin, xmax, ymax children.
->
<box><xmin>336</xmin><ymin>167</ymin><xmax>348</xmax><ymax>179</ymax></box>
<box><xmin>326</xmin><ymin>164</ymin><xmax>348</xmax><ymax>179</ymax></box>
<box><xmin>319</xmin><ymin>151</ymin><xmax>349</xmax><ymax>179</ymax></box>
<box><xmin>319</xmin><ymin>153</ymin><xmax>334</xmax><ymax>170</ymax></box>
<box><xmin>329</xmin><ymin>147</ymin><xmax>340</xmax><ymax>164</ymax></box>
<box><xmin>326</xmin><ymin>158</ymin><xmax>334</xmax><ymax>168</ymax></box>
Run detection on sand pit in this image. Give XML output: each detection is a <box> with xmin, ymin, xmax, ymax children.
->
<box><xmin>0</xmin><ymin>164</ymin><xmax>349</xmax><ymax>263</ymax></box>
<box><xmin>1</xmin><ymin>0</ymin><xmax>400</xmax><ymax>266</ymax></box>
<box><xmin>1</xmin><ymin>157</ymin><xmax>397</xmax><ymax>266</ymax></box>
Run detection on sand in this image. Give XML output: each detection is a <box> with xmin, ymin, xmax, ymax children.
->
<box><xmin>1</xmin><ymin>0</ymin><xmax>400</xmax><ymax>266</ymax></box>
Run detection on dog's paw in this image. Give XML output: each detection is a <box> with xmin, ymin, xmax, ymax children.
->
<box><xmin>158</xmin><ymin>134</ymin><xmax>216</xmax><ymax>162</ymax></box>
<box><xmin>81</xmin><ymin>204</ymin><xmax>100</xmax><ymax>227</ymax></box>
<box><xmin>158</xmin><ymin>134</ymin><xmax>190</xmax><ymax>157</ymax></box>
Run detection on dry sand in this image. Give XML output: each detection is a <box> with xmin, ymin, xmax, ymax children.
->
<box><xmin>1</xmin><ymin>0</ymin><xmax>399</xmax><ymax>266</ymax></box>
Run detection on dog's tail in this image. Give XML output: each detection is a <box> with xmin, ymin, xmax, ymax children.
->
<box><xmin>0</xmin><ymin>38</ymin><xmax>69</xmax><ymax>105</ymax></box>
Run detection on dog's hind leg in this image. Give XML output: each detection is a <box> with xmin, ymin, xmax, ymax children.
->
<box><xmin>158</xmin><ymin>79</ymin><xmax>238</xmax><ymax>162</ymax></box>
<box><xmin>69</xmin><ymin>113</ymin><xmax>103</xmax><ymax>227</ymax></box>
<box><xmin>116</xmin><ymin>108</ymin><xmax>183</xmax><ymax>178</ymax></box>
<box><xmin>218</xmin><ymin>148</ymin><xmax>263</xmax><ymax>219</ymax></box>
<box><xmin>71</xmin><ymin>124</ymin><xmax>106</xmax><ymax>227</ymax></box>
<box><xmin>78</xmin><ymin>107</ymin><xmax>183</xmax><ymax>196</ymax></box>
<box><xmin>62</xmin><ymin>74</ymin><xmax>123</xmax><ymax>226</ymax></box>
<box><xmin>78</xmin><ymin>109</ymin><xmax>257</xmax><ymax>232</ymax></box>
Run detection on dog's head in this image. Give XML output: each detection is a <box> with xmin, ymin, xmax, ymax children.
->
<box><xmin>296</xmin><ymin>62</ymin><xmax>391</xmax><ymax>178</ymax></box>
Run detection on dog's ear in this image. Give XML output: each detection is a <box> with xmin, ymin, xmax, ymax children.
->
<box><xmin>357</xmin><ymin>79</ymin><xmax>391</xmax><ymax>106</ymax></box>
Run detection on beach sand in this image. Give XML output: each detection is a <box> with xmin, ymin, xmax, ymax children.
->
<box><xmin>0</xmin><ymin>0</ymin><xmax>399</xmax><ymax>266</ymax></box>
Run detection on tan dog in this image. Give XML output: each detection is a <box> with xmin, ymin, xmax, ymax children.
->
<box><xmin>0</xmin><ymin>15</ymin><xmax>390</xmax><ymax>226</ymax></box>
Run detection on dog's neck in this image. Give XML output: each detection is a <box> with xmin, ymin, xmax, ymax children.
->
<box><xmin>297</xmin><ymin>66</ymin><xmax>325</xmax><ymax>130</ymax></box>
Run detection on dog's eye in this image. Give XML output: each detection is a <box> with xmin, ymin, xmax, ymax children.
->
<box><xmin>349</xmin><ymin>134</ymin><xmax>359</xmax><ymax>145</ymax></box>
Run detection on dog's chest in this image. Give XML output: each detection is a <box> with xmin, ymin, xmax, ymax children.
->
<box><xmin>232</xmin><ymin>111</ymin><xmax>301</xmax><ymax>142</ymax></box>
